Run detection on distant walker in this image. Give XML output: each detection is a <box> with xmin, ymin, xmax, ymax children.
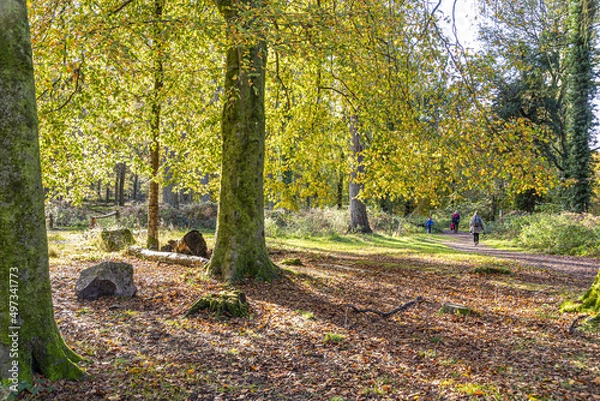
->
<box><xmin>469</xmin><ymin>211</ymin><xmax>485</xmax><ymax>246</ymax></box>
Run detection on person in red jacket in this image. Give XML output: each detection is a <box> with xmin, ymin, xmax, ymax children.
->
<box><xmin>451</xmin><ymin>211</ymin><xmax>460</xmax><ymax>233</ymax></box>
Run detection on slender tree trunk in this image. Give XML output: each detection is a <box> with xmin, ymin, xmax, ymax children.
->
<box><xmin>147</xmin><ymin>0</ymin><xmax>164</xmax><ymax>250</ymax></box>
<box><xmin>96</xmin><ymin>179</ymin><xmax>102</xmax><ymax>201</ymax></box>
<box><xmin>132</xmin><ymin>174</ymin><xmax>138</xmax><ymax>201</ymax></box>
<box><xmin>105</xmin><ymin>186</ymin><xmax>110</xmax><ymax>204</ymax></box>
<box><xmin>337</xmin><ymin>171</ymin><xmax>344</xmax><ymax>210</ymax></box>
<box><xmin>208</xmin><ymin>0</ymin><xmax>278</xmax><ymax>282</ymax></box>
<box><xmin>117</xmin><ymin>163</ymin><xmax>126</xmax><ymax>206</ymax></box>
<box><xmin>114</xmin><ymin>167</ymin><xmax>119</xmax><ymax>206</ymax></box>
<box><xmin>348</xmin><ymin>116</ymin><xmax>372</xmax><ymax>233</ymax></box>
<box><xmin>565</xmin><ymin>0</ymin><xmax>596</xmax><ymax>212</ymax></box>
<box><xmin>0</xmin><ymin>0</ymin><xmax>83</xmax><ymax>389</ymax></box>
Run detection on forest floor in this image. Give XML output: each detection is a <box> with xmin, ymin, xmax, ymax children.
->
<box><xmin>17</xmin><ymin>230</ymin><xmax>600</xmax><ymax>400</ymax></box>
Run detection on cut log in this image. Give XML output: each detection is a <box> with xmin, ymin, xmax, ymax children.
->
<box><xmin>90</xmin><ymin>210</ymin><xmax>119</xmax><ymax>229</ymax></box>
<box><xmin>128</xmin><ymin>246</ymin><xmax>209</xmax><ymax>267</ymax></box>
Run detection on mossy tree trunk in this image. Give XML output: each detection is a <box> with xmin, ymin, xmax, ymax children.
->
<box><xmin>147</xmin><ymin>0</ymin><xmax>164</xmax><ymax>250</ymax></box>
<box><xmin>348</xmin><ymin>116</ymin><xmax>372</xmax><ymax>234</ymax></box>
<box><xmin>208</xmin><ymin>0</ymin><xmax>278</xmax><ymax>282</ymax></box>
<box><xmin>0</xmin><ymin>0</ymin><xmax>83</xmax><ymax>389</ymax></box>
<box><xmin>565</xmin><ymin>0</ymin><xmax>596</xmax><ymax>213</ymax></box>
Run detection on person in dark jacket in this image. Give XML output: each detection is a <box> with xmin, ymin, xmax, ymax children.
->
<box><xmin>469</xmin><ymin>211</ymin><xmax>485</xmax><ymax>245</ymax></box>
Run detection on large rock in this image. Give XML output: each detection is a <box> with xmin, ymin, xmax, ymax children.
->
<box><xmin>100</xmin><ymin>228</ymin><xmax>135</xmax><ymax>251</ymax></box>
<box><xmin>76</xmin><ymin>261</ymin><xmax>137</xmax><ymax>300</ymax></box>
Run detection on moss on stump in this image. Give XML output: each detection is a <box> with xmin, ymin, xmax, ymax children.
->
<box><xmin>562</xmin><ymin>270</ymin><xmax>600</xmax><ymax>313</ymax></box>
<box><xmin>185</xmin><ymin>290</ymin><xmax>249</xmax><ymax>318</ymax></box>
<box><xmin>100</xmin><ymin>228</ymin><xmax>135</xmax><ymax>251</ymax></box>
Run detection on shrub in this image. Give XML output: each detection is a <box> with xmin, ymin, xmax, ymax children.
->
<box><xmin>516</xmin><ymin>213</ymin><xmax>600</xmax><ymax>256</ymax></box>
<box><xmin>265</xmin><ymin>207</ymin><xmax>347</xmax><ymax>237</ymax></box>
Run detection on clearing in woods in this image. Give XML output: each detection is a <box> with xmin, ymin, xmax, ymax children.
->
<box><xmin>26</xmin><ymin>230</ymin><xmax>600</xmax><ymax>400</ymax></box>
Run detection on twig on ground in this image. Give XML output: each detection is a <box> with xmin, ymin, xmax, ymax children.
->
<box><xmin>345</xmin><ymin>296</ymin><xmax>422</xmax><ymax>328</ymax></box>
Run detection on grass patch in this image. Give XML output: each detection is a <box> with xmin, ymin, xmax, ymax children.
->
<box><xmin>323</xmin><ymin>332</ymin><xmax>345</xmax><ymax>343</ymax></box>
<box><xmin>473</xmin><ymin>265</ymin><xmax>512</xmax><ymax>275</ymax></box>
<box><xmin>295</xmin><ymin>310</ymin><xmax>315</xmax><ymax>320</ymax></box>
<box><xmin>281</xmin><ymin>257</ymin><xmax>303</xmax><ymax>266</ymax></box>
<box><xmin>268</xmin><ymin>233</ymin><xmax>455</xmax><ymax>256</ymax></box>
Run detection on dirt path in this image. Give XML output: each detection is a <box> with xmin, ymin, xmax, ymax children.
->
<box><xmin>442</xmin><ymin>230</ymin><xmax>599</xmax><ymax>281</ymax></box>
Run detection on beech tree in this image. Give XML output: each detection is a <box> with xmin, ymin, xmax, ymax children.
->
<box><xmin>207</xmin><ymin>0</ymin><xmax>278</xmax><ymax>281</ymax></box>
<box><xmin>0</xmin><ymin>0</ymin><xmax>83</xmax><ymax>390</ymax></box>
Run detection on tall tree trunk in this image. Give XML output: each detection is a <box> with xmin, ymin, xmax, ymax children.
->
<box><xmin>132</xmin><ymin>174</ymin><xmax>138</xmax><ymax>201</ymax></box>
<box><xmin>117</xmin><ymin>163</ymin><xmax>126</xmax><ymax>206</ymax></box>
<box><xmin>0</xmin><ymin>0</ymin><xmax>83</xmax><ymax>388</ymax></box>
<box><xmin>348</xmin><ymin>116</ymin><xmax>372</xmax><ymax>233</ymax></box>
<box><xmin>114</xmin><ymin>166</ymin><xmax>119</xmax><ymax>206</ymax></box>
<box><xmin>565</xmin><ymin>0</ymin><xmax>596</xmax><ymax>212</ymax></box>
<box><xmin>337</xmin><ymin>171</ymin><xmax>344</xmax><ymax>210</ymax></box>
<box><xmin>147</xmin><ymin>0</ymin><xmax>164</xmax><ymax>250</ymax></box>
<box><xmin>105</xmin><ymin>186</ymin><xmax>110</xmax><ymax>204</ymax></box>
<box><xmin>208</xmin><ymin>0</ymin><xmax>278</xmax><ymax>282</ymax></box>
<box><xmin>96</xmin><ymin>179</ymin><xmax>102</xmax><ymax>201</ymax></box>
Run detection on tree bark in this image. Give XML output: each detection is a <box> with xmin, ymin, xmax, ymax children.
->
<box><xmin>208</xmin><ymin>0</ymin><xmax>278</xmax><ymax>282</ymax></box>
<box><xmin>348</xmin><ymin>116</ymin><xmax>372</xmax><ymax>233</ymax></box>
<box><xmin>0</xmin><ymin>0</ymin><xmax>83</xmax><ymax>388</ymax></box>
<box><xmin>147</xmin><ymin>0</ymin><xmax>164</xmax><ymax>250</ymax></box>
<box><xmin>565</xmin><ymin>0</ymin><xmax>596</xmax><ymax>212</ymax></box>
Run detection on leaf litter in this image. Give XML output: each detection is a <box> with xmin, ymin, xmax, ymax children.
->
<box><xmin>18</xmin><ymin>245</ymin><xmax>600</xmax><ymax>400</ymax></box>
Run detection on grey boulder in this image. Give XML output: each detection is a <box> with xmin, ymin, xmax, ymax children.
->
<box><xmin>76</xmin><ymin>261</ymin><xmax>137</xmax><ymax>300</ymax></box>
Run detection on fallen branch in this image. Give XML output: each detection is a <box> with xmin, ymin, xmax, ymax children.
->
<box><xmin>90</xmin><ymin>210</ymin><xmax>119</xmax><ymax>229</ymax></box>
<box><xmin>568</xmin><ymin>314</ymin><xmax>589</xmax><ymax>335</ymax></box>
<box><xmin>345</xmin><ymin>296</ymin><xmax>422</xmax><ymax>328</ymax></box>
<box><xmin>128</xmin><ymin>246</ymin><xmax>209</xmax><ymax>267</ymax></box>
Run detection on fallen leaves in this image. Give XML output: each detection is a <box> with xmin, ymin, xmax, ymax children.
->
<box><xmin>18</xmin><ymin>245</ymin><xmax>600</xmax><ymax>400</ymax></box>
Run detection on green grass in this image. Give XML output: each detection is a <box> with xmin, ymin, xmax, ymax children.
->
<box><xmin>267</xmin><ymin>233</ymin><xmax>456</xmax><ymax>256</ymax></box>
<box><xmin>482</xmin><ymin>238</ymin><xmax>529</xmax><ymax>252</ymax></box>
<box><xmin>323</xmin><ymin>332</ymin><xmax>345</xmax><ymax>343</ymax></box>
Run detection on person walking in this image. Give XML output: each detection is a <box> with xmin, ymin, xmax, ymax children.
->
<box><xmin>469</xmin><ymin>211</ymin><xmax>485</xmax><ymax>245</ymax></box>
<box><xmin>425</xmin><ymin>216</ymin><xmax>434</xmax><ymax>234</ymax></box>
<box><xmin>451</xmin><ymin>211</ymin><xmax>460</xmax><ymax>233</ymax></box>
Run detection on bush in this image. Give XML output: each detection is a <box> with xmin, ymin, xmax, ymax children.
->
<box><xmin>265</xmin><ymin>207</ymin><xmax>348</xmax><ymax>237</ymax></box>
<box><xmin>116</xmin><ymin>202</ymin><xmax>218</xmax><ymax>230</ymax></box>
<box><xmin>514</xmin><ymin>213</ymin><xmax>600</xmax><ymax>256</ymax></box>
<box><xmin>45</xmin><ymin>200</ymin><xmax>90</xmax><ymax>228</ymax></box>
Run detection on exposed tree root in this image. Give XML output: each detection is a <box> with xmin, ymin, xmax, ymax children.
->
<box><xmin>569</xmin><ymin>314</ymin><xmax>590</xmax><ymax>334</ymax></box>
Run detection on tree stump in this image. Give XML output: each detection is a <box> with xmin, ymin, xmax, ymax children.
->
<box><xmin>440</xmin><ymin>303</ymin><xmax>471</xmax><ymax>316</ymax></box>
<box><xmin>160</xmin><ymin>229</ymin><xmax>208</xmax><ymax>257</ymax></box>
<box><xmin>185</xmin><ymin>290</ymin><xmax>249</xmax><ymax>318</ymax></box>
<box><xmin>100</xmin><ymin>228</ymin><xmax>135</xmax><ymax>251</ymax></box>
